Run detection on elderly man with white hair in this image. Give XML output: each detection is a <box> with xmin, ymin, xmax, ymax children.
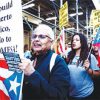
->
<box><xmin>19</xmin><ymin>24</ymin><xmax>70</xmax><ymax>100</ymax></box>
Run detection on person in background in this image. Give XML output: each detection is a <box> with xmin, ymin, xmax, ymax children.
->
<box><xmin>91</xmin><ymin>45</ymin><xmax>100</xmax><ymax>100</ymax></box>
<box><xmin>92</xmin><ymin>45</ymin><xmax>100</xmax><ymax>67</ymax></box>
<box><xmin>24</xmin><ymin>44</ymin><xmax>32</xmax><ymax>59</ymax></box>
<box><xmin>66</xmin><ymin>33</ymin><xmax>100</xmax><ymax>100</ymax></box>
<box><xmin>19</xmin><ymin>24</ymin><xmax>70</xmax><ymax>100</ymax></box>
<box><xmin>62</xmin><ymin>43</ymin><xmax>71</xmax><ymax>58</ymax></box>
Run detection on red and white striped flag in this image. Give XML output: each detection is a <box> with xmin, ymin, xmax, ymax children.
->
<box><xmin>57</xmin><ymin>29</ymin><xmax>65</xmax><ymax>55</ymax></box>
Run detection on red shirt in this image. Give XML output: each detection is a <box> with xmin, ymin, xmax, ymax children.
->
<box><xmin>97</xmin><ymin>56</ymin><xmax>100</xmax><ymax>67</ymax></box>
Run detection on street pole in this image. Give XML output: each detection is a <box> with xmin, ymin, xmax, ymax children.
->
<box><xmin>38</xmin><ymin>5</ymin><xmax>40</xmax><ymax>18</ymax></box>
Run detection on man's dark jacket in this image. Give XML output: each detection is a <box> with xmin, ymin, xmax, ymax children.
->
<box><xmin>22</xmin><ymin>50</ymin><xmax>70</xmax><ymax>100</ymax></box>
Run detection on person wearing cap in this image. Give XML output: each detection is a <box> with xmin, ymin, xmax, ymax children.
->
<box><xmin>19</xmin><ymin>24</ymin><xmax>70</xmax><ymax>100</ymax></box>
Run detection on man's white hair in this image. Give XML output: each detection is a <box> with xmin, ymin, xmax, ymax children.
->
<box><xmin>33</xmin><ymin>24</ymin><xmax>54</xmax><ymax>40</ymax></box>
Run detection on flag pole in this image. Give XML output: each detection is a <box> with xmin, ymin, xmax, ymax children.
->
<box><xmin>76</xmin><ymin>0</ymin><xmax>79</xmax><ymax>33</ymax></box>
<box><xmin>19</xmin><ymin>72</ymin><xmax>24</xmax><ymax>100</ymax></box>
<box><xmin>87</xmin><ymin>43</ymin><xmax>93</xmax><ymax>59</ymax></box>
<box><xmin>86</xmin><ymin>8</ymin><xmax>89</xmax><ymax>38</ymax></box>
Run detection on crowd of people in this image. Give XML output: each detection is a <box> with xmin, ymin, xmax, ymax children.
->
<box><xmin>19</xmin><ymin>24</ymin><xmax>100</xmax><ymax>100</ymax></box>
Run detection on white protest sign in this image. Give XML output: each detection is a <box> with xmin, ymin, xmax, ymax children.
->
<box><xmin>0</xmin><ymin>0</ymin><xmax>24</xmax><ymax>57</ymax></box>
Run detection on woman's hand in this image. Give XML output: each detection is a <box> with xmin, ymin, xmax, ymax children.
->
<box><xmin>19</xmin><ymin>58</ymin><xmax>35</xmax><ymax>76</ymax></box>
<box><xmin>83</xmin><ymin>59</ymin><xmax>90</xmax><ymax>70</ymax></box>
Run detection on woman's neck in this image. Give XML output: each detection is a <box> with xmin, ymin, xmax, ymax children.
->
<box><xmin>75</xmin><ymin>49</ymin><xmax>81</xmax><ymax>56</ymax></box>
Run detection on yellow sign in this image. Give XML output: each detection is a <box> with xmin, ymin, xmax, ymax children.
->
<box><xmin>89</xmin><ymin>10</ymin><xmax>100</xmax><ymax>34</ymax></box>
<box><xmin>59</xmin><ymin>1</ymin><xmax>68</xmax><ymax>29</ymax></box>
<box><xmin>90</xmin><ymin>10</ymin><xmax>100</xmax><ymax>26</ymax></box>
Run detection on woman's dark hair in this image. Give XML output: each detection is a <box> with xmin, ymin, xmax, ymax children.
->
<box><xmin>67</xmin><ymin>33</ymin><xmax>89</xmax><ymax>65</ymax></box>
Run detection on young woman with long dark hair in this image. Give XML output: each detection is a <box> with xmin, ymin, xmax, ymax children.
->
<box><xmin>67</xmin><ymin>33</ymin><xmax>100</xmax><ymax>100</ymax></box>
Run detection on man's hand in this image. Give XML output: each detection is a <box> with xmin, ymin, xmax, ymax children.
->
<box><xmin>19</xmin><ymin>58</ymin><xmax>35</xmax><ymax>76</ymax></box>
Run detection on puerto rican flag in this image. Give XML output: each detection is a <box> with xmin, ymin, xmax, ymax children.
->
<box><xmin>93</xmin><ymin>28</ymin><xmax>100</xmax><ymax>47</ymax></box>
<box><xmin>0</xmin><ymin>59</ymin><xmax>23</xmax><ymax>100</ymax></box>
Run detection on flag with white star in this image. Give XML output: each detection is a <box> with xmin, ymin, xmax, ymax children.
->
<box><xmin>0</xmin><ymin>59</ymin><xmax>24</xmax><ymax>100</ymax></box>
<box><xmin>93</xmin><ymin>28</ymin><xmax>100</xmax><ymax>47</ymax></box>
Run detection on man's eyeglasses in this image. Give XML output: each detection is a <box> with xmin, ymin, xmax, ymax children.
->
<box><xmin>32</xmin><ymin>34</ymin><xmax>51</xmax><ymax>39</ymax></box>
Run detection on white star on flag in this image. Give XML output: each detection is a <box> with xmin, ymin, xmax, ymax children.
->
<box><xmin>9</xmin><ymin>76</ymin><xmax>20</xmax><ymax>95</ymax></box>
